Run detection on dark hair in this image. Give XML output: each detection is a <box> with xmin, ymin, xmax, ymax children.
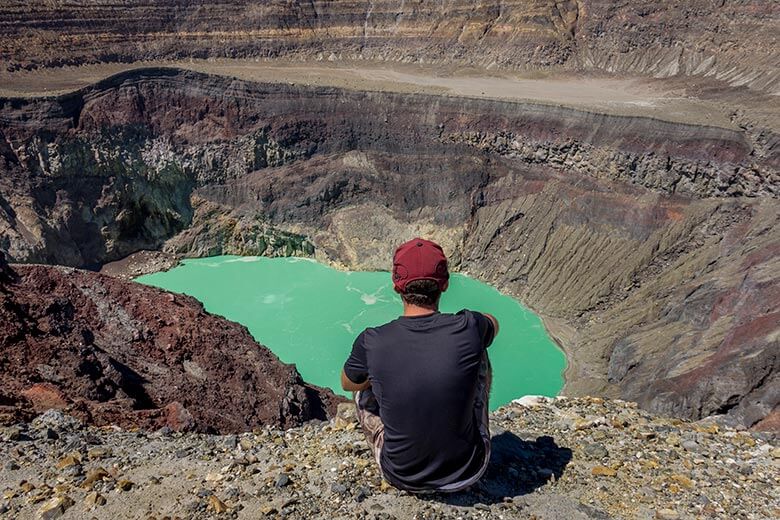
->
<box><xmin>400</xmin><ymin>279</ymin><xmax>441</xmax><ymax>307</ymax></box>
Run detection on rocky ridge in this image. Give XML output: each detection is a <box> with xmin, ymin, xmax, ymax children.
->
<box><xmin>1</xmin><ymin>1</ymin><xmax>777</xmax><ymax>94</ymax></box>
<box><xmin>0</xmin><ymin>68</ymin><xmax>777</xmax><ymax>430</ymax></box>
<box><xmin>0</xmin><ymin>397</ymin><xmax>777</xmax><ymax>519</ymax></box>
<box><xmin>0</xmin><ymin>254</ymin><xmax>339</xmax><ymax>433</ymax></box>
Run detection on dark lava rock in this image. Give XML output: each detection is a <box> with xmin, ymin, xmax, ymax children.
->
<box><xmin>583</xmin><ymin>442</ymin><xmax>609</xmax><ymax>459</ymax></box>
<box><xmin>0</xmin><ymin>265</ymin><xmax>342</xmax><ymax>433</ymax></box>
<box><xmin>354</xmin><ymin>487</ymin><xmax>369</xmax><ymax>502</ymax></box>
<box><xmin>0</xmin><ymin>250</ymin><xmax>17</xmax><ymax>280</ymax></box>
<box><xmin>223</xmin><ymin>435</ymin><xmax>238</xmax><ymax>450</ymax></box>
<box><xmin>275</xmin><ymin>473</ymin><xmax>291</xmax><ymax>488</ymax></box>
<box><xmin>0</xmin><ymin>251</ymin><xmax>11</xmax><ymax>282</ymax></box>
<box><xmin>42</xmin><ymin>428</ymin><xmax>59</xmax><ymax>440</ymax></box>
<box><xmin>331</xmin><ymin>483</ymin><xmax>348</xmax><ymax>495</ymax></box>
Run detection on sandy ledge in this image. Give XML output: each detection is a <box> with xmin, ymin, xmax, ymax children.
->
<box><xmin>0</xmin><ymin>59</ymin><xmax>740</xmax><ymax>129</ymax></box>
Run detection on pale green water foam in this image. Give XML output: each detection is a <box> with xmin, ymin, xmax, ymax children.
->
<box><xmin>136</xmin><ymin>256</ymin><xmax>565</xmax><ymax>410</ymax></box>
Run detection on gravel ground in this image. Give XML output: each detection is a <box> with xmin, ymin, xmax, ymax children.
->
<box><xmin>1</xmin><ymin>397</ymin><xmax>777</xmax><ymax>519</ymax></box>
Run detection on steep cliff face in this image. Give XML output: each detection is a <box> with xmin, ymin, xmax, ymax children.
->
<box><xmin>1</xmin><ymin>1</ymin><xmax>777</xmax><ymax>94</ymax></box>
<box><xmin>3</xmin><ymin>69</ymin><xmax>775</xmax><ymax>259</ymax></box>
<box><xmin>0</xmin><ymin>83</ymin><xmax>195</xmax><ymax>266</ymax></box>
<box><xmin>0</xmin><ymin>69</ymin><xmax>777</xmax><ymax>429</ymax></box>
<box><xmin>464</xmin><ymin>190</ymin><xmax>779</xmax><ymax>429</ymax></box>
<box><xmin>0</xmin><ymin>252</ymin><xmax>339</xmax><ymax>433</ymax></box>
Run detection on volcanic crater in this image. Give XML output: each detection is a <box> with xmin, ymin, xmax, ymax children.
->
<box><xmin>1</xmin><ymin>4</ymin><xmax>780</xmax><ymax>520</ymax></box>
<box><xmin>0</xmin><ymin>62</ymin><xmax>777</xmax><ymax>431</ymax></box>
<box><xmin>0</xmin><ymin>0</ymin><xmax>779</xmax><ymax>436</ymax></box>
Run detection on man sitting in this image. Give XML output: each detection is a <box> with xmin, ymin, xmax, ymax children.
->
<box><xmin>341</xmin><ymin>238</ymin><xmax>499</xmax><ymax>492</ymax></box>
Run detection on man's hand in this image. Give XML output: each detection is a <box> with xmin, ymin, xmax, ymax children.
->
<box><xmin>483</xmin><ymin>313</ymin><xmax>499</xmax><ymax>337</ymax></box>
<box><xmin>341</xmin><ymin>369</ymin><xmax>371</xmax><ymax>392</ymax></box>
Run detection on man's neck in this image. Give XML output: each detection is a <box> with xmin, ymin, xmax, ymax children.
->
<box><xmin>402</xmin><ymin>303</ymin><xmax>439</xmax><ymax>317</ymax></box>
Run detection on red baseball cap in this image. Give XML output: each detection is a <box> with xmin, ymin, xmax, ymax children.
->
<box><xmin>392</xmin><ymin>238</ymin><xmax>449</xmax><ymax>292</ymax></box>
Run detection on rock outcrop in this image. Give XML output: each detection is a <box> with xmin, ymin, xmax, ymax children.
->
<box><xmin>0</xmin><ymin>261</ymin><xmax>340</xmax><ymax>433</ymax></box>
<box><xmin>0</xmin><ymin>68</ymin><xmax>777</xmax><ymax>430</ymax></box>
<box><xmin>1</xmin><ymin>1</ymin><xmax>778</xmax><ymax>94</ymax></box>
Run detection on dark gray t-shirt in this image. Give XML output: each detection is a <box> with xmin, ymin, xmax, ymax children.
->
<box><xmin>343</xmin><ymin>309</ymin><xmax>495</xmax><ymax>491</ymax></box>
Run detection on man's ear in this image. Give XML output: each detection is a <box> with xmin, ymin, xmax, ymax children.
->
<box><xmin>442</xmin><ymin>280</ymin><xmax>449</xmax><ymax>292</ymax></box>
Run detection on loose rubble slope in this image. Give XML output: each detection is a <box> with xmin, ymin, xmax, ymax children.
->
<box><xmin>0</xmin><ymin>397</ymin><xmax>777</xmax><ymax>519</ymax></box>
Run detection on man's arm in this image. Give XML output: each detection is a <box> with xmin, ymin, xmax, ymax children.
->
<box><xmin>342</xmin><ymin>331</ymin><xmax>371</xmax><ymax>391</ymax></box>
<box><xmin>341</xmin><ymin>369</ymin><xmax>371</xmax><ymax>392</ymax></box>
<box><xmin>483</xmin><ymin>312</ymin><xmax>500</xmax><ymax>337</ymax></box>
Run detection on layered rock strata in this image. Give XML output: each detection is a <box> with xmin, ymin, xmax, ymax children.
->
<box><xmin>0</xmin><ymin>68</ymin><xmax>777</xmax><ymax>429</ymax></box>
<box><xmin>0</xmin><ymin>252</ymin><xmax>339</xmax><ymax>433</ymax></box>
<box><xmin>1</xmin><ymin>1</ymin><xmax>778</xmax><ymax>94</ymax></box>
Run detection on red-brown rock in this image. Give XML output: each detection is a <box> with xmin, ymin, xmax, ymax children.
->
<box><xmin>20</xmin><ymin>383</ymin><xmax>69</xmax><ymax>412</ymax></box>
<box><xmin>0</xmin><ymin>263</ymin><xmax>341</xmax><ymax>433</ymax></box>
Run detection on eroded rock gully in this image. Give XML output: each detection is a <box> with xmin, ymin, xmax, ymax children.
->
<box><xmin>0</xmin><ymin>68</ymin><xmax>777</xmax><ymax>430</ymax></box>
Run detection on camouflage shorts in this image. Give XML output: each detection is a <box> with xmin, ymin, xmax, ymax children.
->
<box><xmin>354</xmin><ymin>352</ymin><xmax>492</xmax><ymax>492</ymax></box>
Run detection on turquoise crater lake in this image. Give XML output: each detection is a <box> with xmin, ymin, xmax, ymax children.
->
<box><xmin>136</xmin><ymin>256</ymin><xmax>565</xmax><ymax>410</ymax></box>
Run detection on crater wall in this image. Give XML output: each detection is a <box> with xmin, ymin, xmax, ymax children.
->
<box><xmin>1</xmin><ymin>1</ymin><xmax>778</xmax><ymax>94</ymax></box>
<box><xmin>0</xmin><ymin>69</ymin><xmax>777</xmax><ymax>429</ymax></box>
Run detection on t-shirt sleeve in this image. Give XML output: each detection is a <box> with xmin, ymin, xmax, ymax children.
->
<box><xmin>472</xmin><ymin>311</ymin><xmax>496</xmax><ymax>349</ymax></box>
<box><xmin>343</xmin><ymin>330</ymin><xmax>369</xmax><ymax>384</ymax></box>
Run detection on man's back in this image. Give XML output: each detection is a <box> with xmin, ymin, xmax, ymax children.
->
<box><xmin>344</xmin><ymin>309</ymin><xmax>495</xmax><ymax>491</ymax></box>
